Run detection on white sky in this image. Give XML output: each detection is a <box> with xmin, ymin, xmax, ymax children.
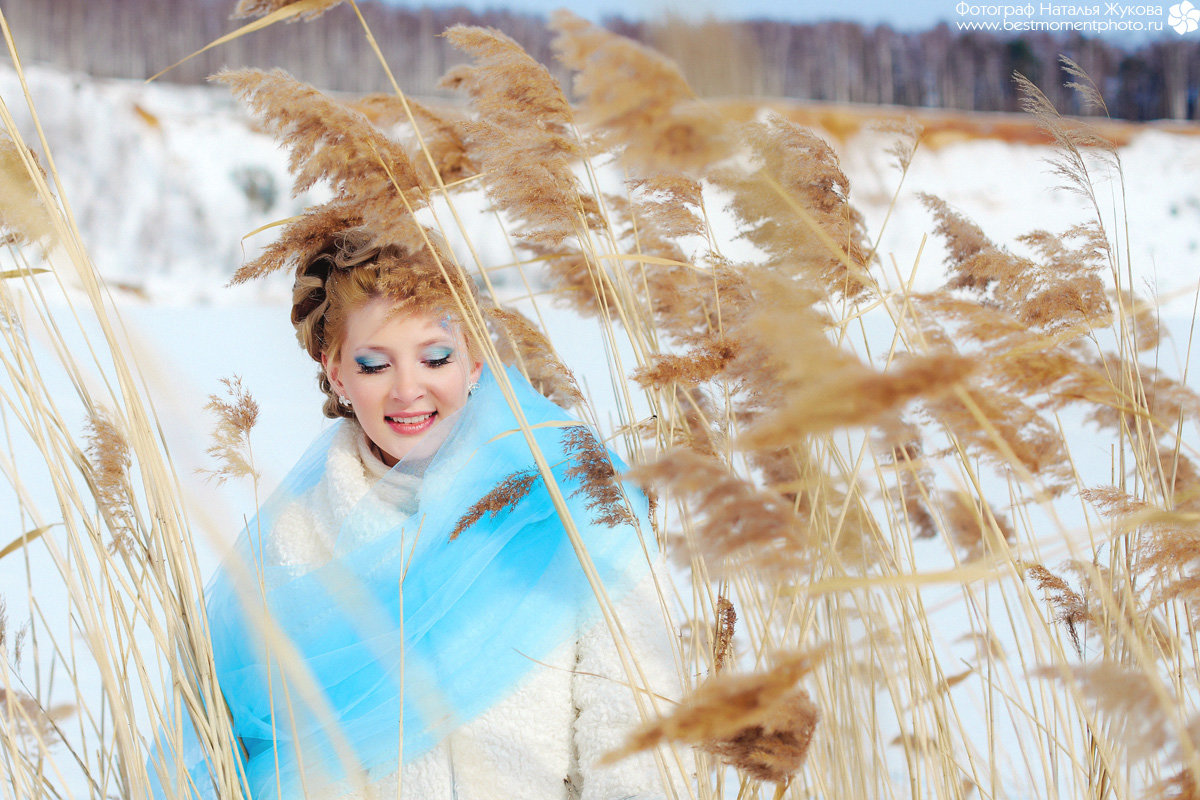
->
<box><xmin>387</xmin><ymin>0</ymin><xmax>954</xmax><ymax>28</ymax></box>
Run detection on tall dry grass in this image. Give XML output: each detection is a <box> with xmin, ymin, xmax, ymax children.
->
<box><xmin>0</xmin><ymin>12</ymin><xmax>251</xmax><ymax>800</ymax></box>
<box><xmin>3</xmin><ymin>2</ymin><xmax>1199</xmax><ymax>798</ymax></box>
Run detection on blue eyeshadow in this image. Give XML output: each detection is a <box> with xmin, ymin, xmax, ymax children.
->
<box><xmin>355</xmin><ymin>353</ymin><xmax>389</xmax><ymax>369</ymax></box>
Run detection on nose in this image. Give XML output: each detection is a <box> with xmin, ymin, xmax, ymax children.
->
<box><xmin>389</xmin><ymin>365</ymin><xmax>424</xmax><ymax>405</ymax></box>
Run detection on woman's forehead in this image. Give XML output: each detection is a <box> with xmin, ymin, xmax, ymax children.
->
<box><xmin>346</xmin><ymin>298</ymin><xmax>461</xmax><ymax>342</ymax></box>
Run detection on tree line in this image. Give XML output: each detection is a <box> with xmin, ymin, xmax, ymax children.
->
<box><xmin>2</xmin><ymin>0</ymin><xmax>1197</xmax><ymax>121</ymax></box>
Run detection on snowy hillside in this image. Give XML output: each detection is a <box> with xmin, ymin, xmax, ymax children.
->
<box><xmin>4</xmin><ymin>62</ymin><xmax>1199</xmax><ymax>309</ymax></box>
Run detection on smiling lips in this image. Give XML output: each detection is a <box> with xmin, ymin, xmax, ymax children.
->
<box><xmin>385</xmin><ymin>411</ymin><xmax>437</xmax><ymax>436</ymax></box>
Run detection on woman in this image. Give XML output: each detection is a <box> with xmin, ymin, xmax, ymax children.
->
<box><xmin>149</xmin><ymin>230</ymin><xmax>681</xmax><ymax>799</ymax></box>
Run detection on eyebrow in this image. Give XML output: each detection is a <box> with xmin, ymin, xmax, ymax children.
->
<box><xmin>352</xmin><ymin>337</ymin><xmax>453</xmax><ymax>353</ymax></box>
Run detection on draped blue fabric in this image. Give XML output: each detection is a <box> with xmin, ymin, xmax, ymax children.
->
<box><xmin>148</xmin><ymin>365</ymin><xmax>653</xmax><ymax>799</ymax></box>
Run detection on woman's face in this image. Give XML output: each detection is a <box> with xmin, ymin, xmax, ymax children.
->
<box><xmin>325</xmin><ymin>298</ymin><xmax>482</xmax><ymax>467</ymax></box>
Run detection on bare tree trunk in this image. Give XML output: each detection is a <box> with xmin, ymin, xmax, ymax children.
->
<box><xmin>1162</xmin><ymin>41</ymin><xmax>1189</xmax><ymax>121</ymax></box>
<box><xmin>875</xmin><ymin>29</ymin><xmax>895</xmax><ymax>106</ymax></box>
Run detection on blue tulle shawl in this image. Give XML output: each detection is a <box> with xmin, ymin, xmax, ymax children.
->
<box><xmin>149</xmin><ymin>365</ymin><xmax>653</xmax><ymax>799</ymax></box>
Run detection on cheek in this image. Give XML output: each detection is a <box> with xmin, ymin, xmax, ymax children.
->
<box><xmin>436</xmin><ymin>371</ymin><xmax>471</xmax><ymax>405</ymax></box>
<box><xmin>361</xmin><ymin>379</ymin><xmax>390</xmax><ymax>401</ymax></box>
<box><xmin>340</xmin><ymin>372</ymin><xmax>376</xmax><ymax>405</ymax></box>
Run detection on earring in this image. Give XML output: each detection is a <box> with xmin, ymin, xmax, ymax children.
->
<box><xmin>467</xmin><ymin>381</ymin><xmax>480</xmax><ymax>396</ymax></box>
<box><xmin>339</xmin><ymin>395</ymin><xmax>352</xmax><ymax>407</ymax></box>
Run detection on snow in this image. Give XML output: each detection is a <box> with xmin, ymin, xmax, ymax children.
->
<box><xmin>5</xmin><ymin>61</ymin><xmax>1198</xmax><ymax>310</ymax></box>
<box><xmin>3</xmin><ymin>59</ymin><xmax>1200</xmax><ymax>797</ymax></box>
<box><xmin>843</xmin><ymin>126</ymin><xmax>1200</xmax><ymax>312</ymax></box>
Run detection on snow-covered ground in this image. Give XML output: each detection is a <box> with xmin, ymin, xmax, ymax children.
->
<box><xmin>2</xmin><ymin>60</ymin><xmax>1200</xmax><ymax>796</ymax></box>
<box><xmin>5</xmin><ymin>62</ymin><xmax>1198</xmax><ymax>309</ymax></box>
<box><xmin>848</xmin><ymin>124</ymin><xmax>1200</xmax><ymax>312</ymax></box>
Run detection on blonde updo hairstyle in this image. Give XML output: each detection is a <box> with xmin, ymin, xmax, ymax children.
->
<box><xmin>290</xmin><ymin>229</ymin><xmax>483</xmax><ymax>420</ymax></box>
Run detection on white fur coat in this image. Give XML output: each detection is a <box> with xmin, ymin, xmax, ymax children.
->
<box><xmin>268</xmin><ymin>422</ymin><xmax>684</xmax><ymax>799</ymax></box>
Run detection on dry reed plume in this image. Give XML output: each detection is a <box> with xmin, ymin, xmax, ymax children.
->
<box><xmin>346</xmin><ymin>95</ymin><xmax>477</xmax><ymax>186</ymax></box>
<box><xmin>451</xmin><ymin>468</ymin><xmax>538</xmax><ymax>540</ymax></box>
<box><xmin>232</xmin><ymin>0</ymin><xmax>345</xmax><ymax>20</ymax></box>
<box><xmin>550</xmin><ymin>10</ymin><xmax>728</xmax><ymax>173</ymax></box>
<box><xmin>82</xmin><ymin>410</ymin><xmax>139</xmax><ymax>554</ymax></box>
<box><xmin>1021</xmin><ymin>561</ymin><xmax>1092</xmax><ymax>655</ymax></box>
<box><xmin>198</xmin><ymin>376</ymin><xmax>260</xmax><ymax>485</ymax></box>
<box><xmin>450</xmin><ymin>425</ymin><xmax>636</xmax><ymax>539</ymax></box>
<box><xmin>0</xmin><ymin>134</ymin><xmax>53</xmax><ymax>247</ymax></box>
<box><xmin>630</xmin><ymin>449</ymin><xmax>808</xmax><ymax>578</ymax></box>
<box><xmin>712</xmin><ymin>596</ymin><xmax>736</xmax><ymax>674</ymax></box>
<box><xmin>441</xmin><ymin>25</ymin><xmax>595</xmax><ymax>247</ymax></box>
<box><xmin>605</xmin><ymin>650</ymin><xmax>823</xmax><ymax>786</ymax></box>
<box><xmin>562</xmin><ymin>425</ymin><xmax>638</xmax><ymax>529</ymax></box>
<box><xmin>713</xmin><ymin>117</ymin><xmax>873</xmax><ymax>299</ymax></box>
<box><xmin>215</xmin><ymin>68</ymin><xmax>429</xmax><ymax>262</ymax></box>
<box><xmin>487</xmin><ymin>305</ymin><xmax>584</xmax><ymax>408</ymax></box>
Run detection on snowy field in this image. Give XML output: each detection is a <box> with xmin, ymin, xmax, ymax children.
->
<box><xmin>3</xmin><ymin>60</ymin><xmax>1200</xmax><ymax>795</ymax></box>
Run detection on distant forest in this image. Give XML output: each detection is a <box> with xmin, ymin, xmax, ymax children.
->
<box><xmin>3</xmin><ymin>0</ymin><xmax>1198</xmax><ymax>121</ymax></box>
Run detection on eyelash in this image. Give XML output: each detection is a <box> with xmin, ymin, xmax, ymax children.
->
<box><xmin>355</xmin><ymin>353</ymin><xmax>453</xmax><ymax>374</ymax></box>
<box><xmin>357</xmin><ymin>362</ymin><xmax>388</xmax><ymax>375</ymax></box>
